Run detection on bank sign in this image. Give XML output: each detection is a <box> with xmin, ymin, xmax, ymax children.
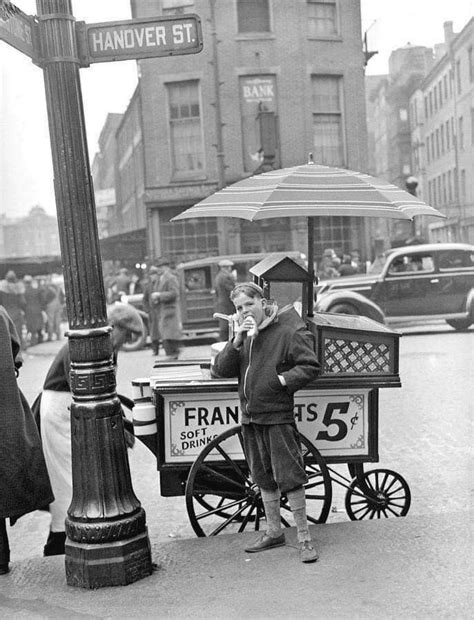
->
<box><xmin>76</xmin><ymin>14</ymin><xmax>203</xmax><ymax>65</ymax></box>
<box><xmin>158</xmin><ymin>388</ymin><xmax>374</xmax><ymax>465</ymax></box>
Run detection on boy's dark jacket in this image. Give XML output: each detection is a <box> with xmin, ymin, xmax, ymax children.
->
<box><xmin>213</xmin><ymin>305</ymin><xmax>320</xmax><ymax>424</ymax></box>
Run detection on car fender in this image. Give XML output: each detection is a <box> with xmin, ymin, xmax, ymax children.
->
<box><xmin>466</xmin><ymin>288</ymin><xmax>474</xmax><ymax>317</ymax></box>
<box><xmin>314</xmin><ymin>290</ymin><xmax>386</xmax><ymax>323</ymax></box>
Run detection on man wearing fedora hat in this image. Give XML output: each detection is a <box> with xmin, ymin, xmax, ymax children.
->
<box><xmin>214</xmin><ymin>259</ymin><xmax>236</xmax><ymax>341</ymax></box>
<box><xmin>147</xmin><ymin>258</ymin><xmax>183</xmax><ymax>360</ymax></box>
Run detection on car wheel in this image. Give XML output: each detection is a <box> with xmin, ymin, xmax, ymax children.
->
<box><xmin>329</xmin><ymin>303</ymin><xmax>359</xmax><ymax>315</ymax></box>
<box><xmin>446</xmin><ymin>318</ymin><xmax>472</xmax><ymax>331</ymax></box>
<box><xmin>121</xmin><ymin>324</ymin><xmax>148</xmax><ymax>352</ymax></box>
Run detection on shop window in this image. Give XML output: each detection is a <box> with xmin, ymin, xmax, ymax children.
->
<box><xmin>161</xmin><ymin>208</ymin><xmax>219</xmax><ymax>264</ymax></box>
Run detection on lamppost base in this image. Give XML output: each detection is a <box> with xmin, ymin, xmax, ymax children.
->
<box><xmin>65</xmin><ymin>531</ymin><xmax>153</xmax><ymax>589</ymax></box>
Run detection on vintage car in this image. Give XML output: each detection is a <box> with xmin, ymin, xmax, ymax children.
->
<box><xmin>314</xmin><ymin>243</ymin><xmax>474</xmax><ymax>331</ymax></box>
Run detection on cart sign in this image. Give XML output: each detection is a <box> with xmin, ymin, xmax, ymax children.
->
<box><xmin>0</xmin><ymin>3</ymin><xmax>37</xmax><ymax>59</ymax></box>
<box><xmin>159</xmin><ymin>388</ymin><xmax>373</xmax><ymax>465</ymax></box>
<box><xmin>77</xmin><ymin>14</ymin><xmax>203</xmax><ymax>65</ymax></box>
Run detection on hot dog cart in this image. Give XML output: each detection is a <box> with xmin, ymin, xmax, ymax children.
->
<box><xmin>131</xmin><ymin>255</ymin><xmax>410</xmax><ymax>537</ymax></box>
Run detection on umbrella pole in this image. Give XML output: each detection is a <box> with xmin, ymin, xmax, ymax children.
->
<box><xmin>307</xmin><ymin>216</ymin><xmax>315</xmax><ymax>318</ymax></box>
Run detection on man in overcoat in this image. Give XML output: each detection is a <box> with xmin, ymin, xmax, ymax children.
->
<box><xmin>0</xmin><ymin>305</ymin><xmax>54</xmax><ymax>575</ymax></box>
<box><xmin>151</xmin><ymin>257</ymin><xmax>183</xmax><ymax>359</ymax></box>
<box><xmin>143</xmin><ymin>265</ymin><xmax>161</xmax><ymax>355</ymax></box>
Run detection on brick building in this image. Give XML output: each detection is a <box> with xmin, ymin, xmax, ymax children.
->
<box><xmin>94</xmin><ymin>0</ymin><xmax>371</xmax><ymax>268</ymax></box>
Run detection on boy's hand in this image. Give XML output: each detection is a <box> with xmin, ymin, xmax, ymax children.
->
<box><xmin>233</xmin><ymin>316</ymin><xmax>256</xmax><ymax>347</ymax></box>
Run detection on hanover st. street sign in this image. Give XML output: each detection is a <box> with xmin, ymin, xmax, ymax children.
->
<box><xmin>0</xmin><ymin>4</ymin><xmax>203</xmax><ymax>65</ymax></box>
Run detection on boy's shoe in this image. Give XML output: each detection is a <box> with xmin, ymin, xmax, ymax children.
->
<box><xmin>300</xmin><ymin>540</ymin><xmax>319</xmax><ymax>563</ymax></box>
<box><xmin>244</xmin><ymin>533</ymin><xmax>285</xmax><ymax>553</ymax></box>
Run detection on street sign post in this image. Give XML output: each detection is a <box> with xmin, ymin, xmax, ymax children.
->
<box><xmin>76</xmin><ymin>14</ymin><xmax>203</xmax><ymax>66</ymax></box>
<box><xmin>0</xmin><ymin>2</ymin><xmax>37</xmax><ymax>60</ymax></box>
<box><xmin>1</xmin><ymin>0</ymin><xmax>204</xmax><ymax>589</ymax></box>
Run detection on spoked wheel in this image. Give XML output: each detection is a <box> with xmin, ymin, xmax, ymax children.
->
<box><xmin>345</xmin><ymin>468</ymin><xmax>411</xmax><ymax>520</ymax></box>
<box><xmin>185</xmin><ymin>425</ymin><xmax>332</xmax><ymax>537</ymax></box>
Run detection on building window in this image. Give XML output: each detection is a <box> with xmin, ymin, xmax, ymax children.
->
<box><xmin>447</xmin><ymin>170</ymin><xmax>452</xmax><ymax>202</ymax></box>
<box><xmin>426</xmin><ymin>135</ymin><xmax>431</xmax><ymax>163</ymax></box>
<box><xmin>458</xmin><ymin>116</ymin><xmax>464</xmax><ymax>150</ymax></box>
<box><xmin>438</xmin><ymin>81</ymin><xmax>443</xmax><ymax>107</ymax></box>
<box><xmin>443</xmin><ymin>74</ymin><xmax>448</xmax><ymax>99</ymax></box>
<box><xmin>307</xmin><ymin>0</ymin><xmax>337</xmax><ymax>37</ymax></box>
<box><xmin>460</xmin><ymin>169</ymin><xmax>466</xmax><ymax>199</ymax></box>
<box><xmin>446</xmin><ymin>120</ymin><xmax>450</xmax><ymax>150</ymax></box>
<box><xmin>162</xmin><ymin>0</ymin><xmax>194</xmax><ymax>14</ymax></box>
<box><xmin>241</xmin><ymin>219</ymin><xmax>290</xmax><ymax>253</ymax></box>
<box><xmin>237</xmin><ymin>0</ymin><xmax>270</xmax><ymax>33</ymax></box>
<box><xmin>424</xmin><ymin>95</ymin><xmax>428</xmax><ymax>118</ymax></box>
<box><xmin>471</xmin><ymin>107</ymin><xmax>474</xmax><ymax>145</ymax></box>
<box><xmin>311</xmin><ymin>75</ymin><xmax>344</xmax><ymax>166</ymax></box>
<box><xmin>469</xmin><ymin>46</ymin><xmax>474</xmax><ymax>83</ymax></box>
<box><xmin>456</xmin><ymin>60</ymin><xmax>462</xmax><ymax>94</ymax></box>
<box><xmin>440</xmin><ymin>123</ymin><xmax>445</xmax><ymax>154</ymax></box>
<box><xmin>167</xmin><ymin>80</ymin><xmax>204</xmax><ymax>176</ymax></box>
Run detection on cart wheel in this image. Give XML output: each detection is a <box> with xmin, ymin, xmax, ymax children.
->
<box><xmin>345</xmin><ymin>468</ymin><xmax>411</xmax><ymax>520</ymax></box>
<box><xmin>185</xmin><ymin>425</ymin><xmax>332</xmax><ymax>537</ymax></box>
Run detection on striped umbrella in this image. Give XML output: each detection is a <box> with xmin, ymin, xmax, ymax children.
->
<box><xmin>172</xmin><ymin>159</ymin><xmax>445</xmax><ymax>315</ymax></box>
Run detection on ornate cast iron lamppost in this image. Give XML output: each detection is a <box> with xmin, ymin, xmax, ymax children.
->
<box><xmin>36</xmin><ymin>0</ymin><xmax>152</xmax><ymax>588</ymax></box>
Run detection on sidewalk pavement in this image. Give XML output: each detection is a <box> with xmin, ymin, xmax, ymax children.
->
<box><xmin>1</xmin><ymin>512</ymin><xmax>471</xmax><ymax>619</ymax></box>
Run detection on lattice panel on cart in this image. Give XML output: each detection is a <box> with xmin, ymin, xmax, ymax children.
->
<box><xmin>323</xmin><ymin>337</ymin><xmax>391</xmax><ymax>374</ymax></box>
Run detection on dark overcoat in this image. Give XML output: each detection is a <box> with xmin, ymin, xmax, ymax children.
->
<box><xmin>142</xmin><ymin>275</ymin><xmax>161</xmax><ymax>342</ymax></box>
<box><xmin>214</xmin><ymin>269</ymin><xmax>235</xmax><ymax>315</ymax></box>
<box><xmin>0</xmin><ymin>306</ymin><xmax>54</xmax><ymax>519</ymax></box>
<box><xmin>156</xmin><ymin>269</ymin><xmax>183</xmax><ymax>341</ymax></box>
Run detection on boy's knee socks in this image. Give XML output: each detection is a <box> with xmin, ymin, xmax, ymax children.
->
<box><xmin>260</xmin><ymin>488</ymin><xmax>282</xmax><ymax>538</ymax></box>
<box><xmin>287</xmin><ymin>486</ymin><xmax>311</xmax><ymax>542</ymax></box>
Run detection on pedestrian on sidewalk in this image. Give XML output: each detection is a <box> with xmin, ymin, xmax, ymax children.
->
<box><xmin>23</xmin><ymin>275</ymin><xmax>45</xmax><ymax>346</ymax></box>
<box><xmin>214</xmin><ymin>259</ymin><xmax>236</xmax><ymax>341</ymax></box>
<box><xmin>42</xmin><ymin>278</ymin><xmax>65</xmax><ymax>342</ymax></box>
<box><xmin>37</xmin><ymin>304</ymin><xmax>143</xmax><ymax>556</ymax></box>
<box><xmin>0</xmin><ymin>306</ymin><xmax>54</xmax><ymax>575</ymax></box>
<box><xmin>150</xmin><ymin>257</ymin><xmax>183</xmax><ymax>360</ymax></box>
<box><xmin>0</xmin><ymin>270</ymin><xmax>26</xmax><ymax>349</ymax></box>
<box><xmin>143</xmin><ymin>265</ymin><xmax>162</xmax><ymax>356</ymax></box>
<box><xmin>213</xmin><ymin>282</ymin><xmax>320</xmax><ymax>563</ymax></box>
